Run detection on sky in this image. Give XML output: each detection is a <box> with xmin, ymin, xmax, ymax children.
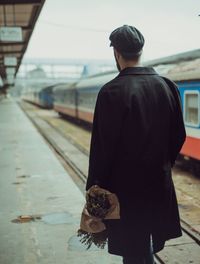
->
<box><xmin>24</xmin><ymin>0</ymin><xmax>200</xmax><ymax>63</ymax></box>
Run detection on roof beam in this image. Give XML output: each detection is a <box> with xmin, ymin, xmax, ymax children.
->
<box><xmin>0</xmin><ymin>63</ymin><xmax>18</xmax><ymax>66</ymax></box>
<box><xmin>0</xmin><ymin>51</ymin><xmax>21</xmax><ymax>54</ymax></box>
<box><xmin>0</xmin><ymin>42</ymin><xmax>26</xmax><ymax>46</ymax></box>
<box><xmin>0</xmin><ymin>26</ymin><xmax>31</xmax><ymax>31</ymax></box>
<box><xmin>0</xmin><ymin>0</ymin><xmax>42</xmax><ymax>5</ymax></box>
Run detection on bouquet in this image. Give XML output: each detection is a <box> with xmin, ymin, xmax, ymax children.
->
<box><xmin>77</xmin><ymin>185</ymin><xmax>120</xmax><ymax>249</ymax></box>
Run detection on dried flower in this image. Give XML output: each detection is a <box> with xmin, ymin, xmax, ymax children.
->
<box><xmin>77</xmin><ymin>229</ymin><xmax>108</xmax><ymax>249</ymax></box>
<box><xmin>86</xmin><ymin>192</ymin><xmax>111</xmax><ymax>219</ymax></box>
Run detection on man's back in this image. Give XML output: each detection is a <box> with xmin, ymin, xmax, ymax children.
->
<box><xmin>87</xmin><ymin>67</ymin><xmax>185</xmax><ymax>192</ymax></box>
<box><xmin>112</xmin><ymin>67</ymin><xmax>174</xmax><ymax>166</ymax></box>
<box><xmin>86</xmin><ymin>25</ymin><xmax>186</xmax><ymax>261</ymax></box>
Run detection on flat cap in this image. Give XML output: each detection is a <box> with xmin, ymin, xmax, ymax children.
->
<box><xmin>109</xmin><ymin>25</ymin><xmax>145</xmax><ymax>56</ymax></box>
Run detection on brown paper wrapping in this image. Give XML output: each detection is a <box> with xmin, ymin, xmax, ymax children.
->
<box><xmin>80</xmin><ymin>185</ymin><xmax>120</xmax><ymax>233</ymax></box>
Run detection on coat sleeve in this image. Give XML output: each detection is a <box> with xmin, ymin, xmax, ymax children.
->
<box><xmin>86</xmin><ymin>86</ymin><xmax>124</xmax><ymax>190</ymax></box>
<box><xmin>164</xmin><ymin>77</ymin><xmax>186</xmax><ymax>167</ymax></box>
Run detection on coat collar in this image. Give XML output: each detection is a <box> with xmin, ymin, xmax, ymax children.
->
<box><xmin>118</xmin><ymin>67</ymin><xmax>158</xmax><ymax>77</ymax></box>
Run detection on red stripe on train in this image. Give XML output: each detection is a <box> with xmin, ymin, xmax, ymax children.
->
<box><xmin>77</xmin><ymin>109</ymin><xmax>94</xmax><ymax>123</ymax></box>
<box><xmin>54</xmin><ymin>105</ymin><xmax>76</xmax><ymax>117</ymax></box>
<box><xmin>54</xmin><ymin>104</ymin><xmax>94</xmax><ymax>123</ymax></box>
<box><xmin>180</xmin><ymin>136</ymin><xmax>200</xmax><ymax>161</ymax></box>
<box><xmin>54</xmin><ymin>104</ymin><xmax>200</xmax><ymax>161</ymax></box>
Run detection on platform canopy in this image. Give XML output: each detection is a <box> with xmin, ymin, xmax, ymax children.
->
<box><xmin>0</xmin><ymin>0</ymin><xmax>45</xmax><ymax>86</ymax></box>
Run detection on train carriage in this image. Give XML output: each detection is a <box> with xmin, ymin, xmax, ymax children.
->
<box><xmin>21</xmin><ymin>82</ymin><xmax>53</xmax><ymax>108</ymax></box>
<box><xmin>165</xmin><ymin>71</ymin><xmax>200</xmax><ymax>163</ymax></box>
<box><xmin>53</xmin><ymin>82</ymin><xmax>77</xmax><ymax>117</ymax></box>
<box><xmin>75</xmin><ymin>71</ymin><xmax>117</xmax><ymax>123</ymax></box>
<box><xmin>38</xmin><ymin>84</ymin><xmax>56</xmax><ymax>109</ymax></box>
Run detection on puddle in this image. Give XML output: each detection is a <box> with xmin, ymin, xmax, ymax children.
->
<box><xmin>68</xmin><ymin>235</ymin><xmax>104</xmax><ymax>251</ymax></box>
<box><xmin>41</xmin><ymin>212</ymin><xmax>76</xmax><ymax>225</ymax></box>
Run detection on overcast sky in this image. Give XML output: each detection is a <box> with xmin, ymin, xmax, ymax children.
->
<box><xmin>24</xmin><ymin>0</ymin><xmax>200</xmax><ymax>62</ymax></box>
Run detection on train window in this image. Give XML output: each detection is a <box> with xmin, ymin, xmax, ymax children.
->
<box><xmin>184</xmin><ymin>92</ymin><xmax>199</xmax><ymax>126</ymax></box>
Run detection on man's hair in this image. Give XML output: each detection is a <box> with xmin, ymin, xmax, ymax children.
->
<box><xmin>120</xmin><ymin>51</ymin><xmax>141</xmax><ymax>61</ymax></box>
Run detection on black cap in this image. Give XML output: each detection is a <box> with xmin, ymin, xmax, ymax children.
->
<box><xmin>109</xmin><ymin>25</ymin><xmax>145</xmax><ymax>56</ymax></box>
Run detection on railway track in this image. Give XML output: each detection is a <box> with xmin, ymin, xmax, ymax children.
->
<box><xmin>19</xmin><ymin>100</ymin><xmax>200</xmax><ymax>264</ymax></box>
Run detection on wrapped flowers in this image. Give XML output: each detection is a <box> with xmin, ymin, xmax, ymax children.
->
<box><xmin>77</xmin><ymin>185</ymin><xmax>120</xmax><ymax>249</ymax></box>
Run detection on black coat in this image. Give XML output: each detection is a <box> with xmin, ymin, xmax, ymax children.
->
<box><xmin>86</xmin><ymin>67</ymin><xmax>186</xmax><ymax>257</ymax></box>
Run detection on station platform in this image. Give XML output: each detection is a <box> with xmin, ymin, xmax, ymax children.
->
<box><xmin>0</xmin><ymin>98</ymin><xmax>121</xmax><ymax>264</ymax></box>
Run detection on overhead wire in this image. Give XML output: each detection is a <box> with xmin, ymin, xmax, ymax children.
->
<box><xmin>40</xmin><ymin>20</ymin><xmax>109</xmax><ymax>33</ymax></box>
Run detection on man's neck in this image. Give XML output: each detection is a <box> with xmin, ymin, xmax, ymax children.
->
<box><xmin>120</xmin><ymin>61</ymin><xmax>141</xmax><ymax>71</ymax></box>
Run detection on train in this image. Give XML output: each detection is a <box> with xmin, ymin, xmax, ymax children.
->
<box><xmin>166</xmin><ymin>70</ymin><xmax>200</xmax><ymax>169</ymax></box>
<box><xmin>53</xmin><ymin>71</ymin><xmax>117</xmax><ymax>123</ymax></box>
<box><xmin>21</xmin><ymin>53</ymin><xmax>200</xmax><ymax>169</ymax></box>
<box><xmin>21</xmin><ymin>83</ymin><xmax>58</xmax><ymax>108</ymax></box>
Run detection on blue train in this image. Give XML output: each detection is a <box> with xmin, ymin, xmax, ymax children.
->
<box><xmin>22</xmin><ymin>83</ymin><xmax>58</xmax><ymax>109</ymax></box>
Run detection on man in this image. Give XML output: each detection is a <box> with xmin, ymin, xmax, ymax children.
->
<box><xmin>86</xmin><ymin>25</ymin><xmax>186</xmax><ymax>264</ymax></box>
